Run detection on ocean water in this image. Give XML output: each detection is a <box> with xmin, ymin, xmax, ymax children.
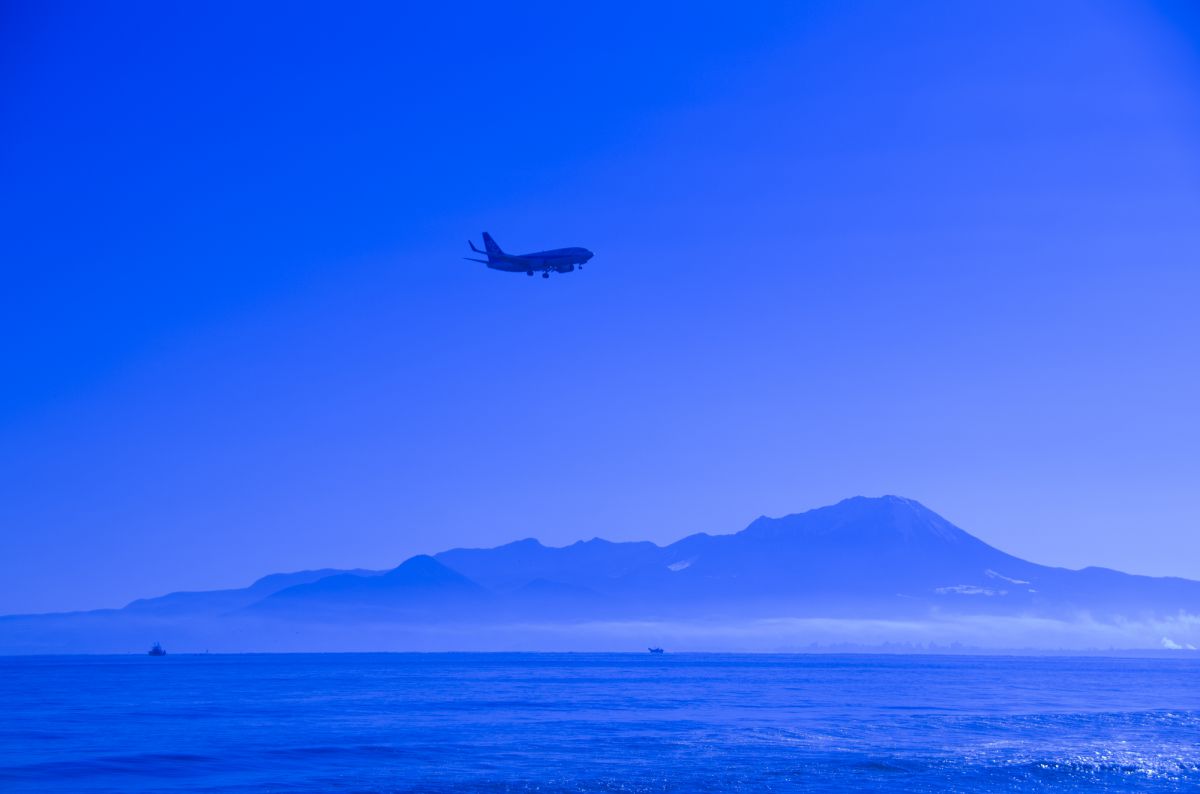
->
<box><xmin>1</xmin><ymin>653</ymin><xmax>1197</xmax><ymax>792</ymax></box>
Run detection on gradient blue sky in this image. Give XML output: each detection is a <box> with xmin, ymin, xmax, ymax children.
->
<box><xmin>2</xmin><ymin>1</ymin><xmax>1199</xmax><ymax>614</ymax></box>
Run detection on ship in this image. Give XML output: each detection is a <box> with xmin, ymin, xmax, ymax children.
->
<box><xmin>148</xmin><ymin>642</ymin><xmax>167</xmax><ymax>656</ymax></box>
<box><xmin>648</xmin><ymin>647</ymin><xmax>664</xmax><ymax>654</ymax></box>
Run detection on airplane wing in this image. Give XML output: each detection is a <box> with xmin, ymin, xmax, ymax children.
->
<box><xmin>463</xmin><ymin>257</ymin><xmax>490</xmax><ymax>264</ymax></box>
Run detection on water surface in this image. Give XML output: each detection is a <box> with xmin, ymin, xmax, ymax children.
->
<box><xmin>1</xmin><ymin>653</ymin><xmax>1197</xmax><ymax>791</ymax></box>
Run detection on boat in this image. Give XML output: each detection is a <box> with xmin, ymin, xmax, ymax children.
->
<box><xmin>648</xmin><ymin>647</ymin><xmax>664</xmax><ymax>654</ymax></box>
<box><xmin>148</xmin><ymin>642</ymin><xmax>167</xmax><ymax>656</ymax></box>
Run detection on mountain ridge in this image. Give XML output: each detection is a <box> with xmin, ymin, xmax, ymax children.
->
<box><xmin>3</xmin><ymin>496</ymin><xmax>1198</xmax><ymax>653</ymax></box>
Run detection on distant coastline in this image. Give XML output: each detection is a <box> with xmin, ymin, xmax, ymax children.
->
<box><xmin>3</xmin><ymin>496</ymin><xmax>1198</xmax><ymax>655</ymax></box>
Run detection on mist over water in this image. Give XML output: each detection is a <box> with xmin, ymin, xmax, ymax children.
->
<box><xmin>2</xmin><ymin>653</ymin><xmax>1198</xmax><ymax>792</ymax></box>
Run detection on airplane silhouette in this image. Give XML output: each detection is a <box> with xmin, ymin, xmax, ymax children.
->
<box><xmin>466</xmin><ymin>232</ymin><xmax>593</xmax><ymax>278</ymax></box>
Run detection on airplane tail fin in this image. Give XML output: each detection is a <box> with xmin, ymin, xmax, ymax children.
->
<box><xmin>481</xmin><ymin>232</ymin><xmax>503</xmax><ymax>257</ymax></box>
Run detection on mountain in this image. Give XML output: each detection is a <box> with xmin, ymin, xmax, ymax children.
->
<box><xmin>250</xmin><ymin>555</ymin><xmax>486</xmax><ymax>617</ymax></box>
<box><xmin>3</xmin><ymin>496</ymin><xmax>1198</xmax><ymax>653</ymax></box>
<box><xmin>122</xmin><ymin>568</ymin><xmax>383</xmax><ymax>616</ymax></box>
<box><xmin>435</xmin><ymin>536</ymin><xmax>665</xmax><ymax>592</ymax></box>
<box><xmin>441</xmin><ymin>496</ymin><xmax>1200</xmax><ymax>620</ymax></box>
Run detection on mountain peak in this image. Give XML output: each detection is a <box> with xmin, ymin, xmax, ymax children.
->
<box><xmin>571</xmin><ymin>537</ymin><xmax>615</xmax><ymax>548</ymax></box>
<box><xmin>740</xmin><ymin>495</ymin><xmax>972</xmax><ymax>546</ymax></box>
<box><xmin>384</xmin><ymin>554</ymin><xmax>473</xmax><ymax>584</ymax></box>
<box><xmin>832</xmin><ymin>494</ymin><xmax>932</xmax><ymax>512</ymax></box>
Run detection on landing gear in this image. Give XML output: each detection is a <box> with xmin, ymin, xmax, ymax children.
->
<box><xmin>526</xmin><ymin>270</ymin><xmax>534</xmax><ymax>277</ymax></box>
<box><xmin>542</xmin><ymin>271</ymin><xmax>550</xmax><ymax>279</ymax></box>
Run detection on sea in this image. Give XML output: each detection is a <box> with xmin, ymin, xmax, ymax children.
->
<box><xmin>1</xmin><ymin>653</ymin><xmax>1197</xmax><ymax>792</ymax></box>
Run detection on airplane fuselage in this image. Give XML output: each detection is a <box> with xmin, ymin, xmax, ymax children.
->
<box><xmin>489</xmin><ymin>247</ymin><xmax>593</xmax><ymax>274</ymax></box>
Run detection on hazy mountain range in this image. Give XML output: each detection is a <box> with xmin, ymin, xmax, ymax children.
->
<box><xmin>4</xmin><ymin>496</ymin><xmax>1198</xmax><ymax>653</ymax></box>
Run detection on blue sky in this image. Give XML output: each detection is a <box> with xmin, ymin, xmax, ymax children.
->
<box><xmin>2</xmin><ymin>1</ymin><xmax>1199</xmax><ymax>613</ymax></box>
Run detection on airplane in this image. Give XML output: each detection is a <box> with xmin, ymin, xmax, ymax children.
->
<box><xmin>466</xmin><ymin>232</ymin><xmax>594</xmax><ymax>278</ymax></box>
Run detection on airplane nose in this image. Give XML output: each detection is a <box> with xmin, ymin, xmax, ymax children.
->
<box><xmin>585</xmin><ymin>251</ymin><xmax>594</xmax><ymax>261</ymax></box>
